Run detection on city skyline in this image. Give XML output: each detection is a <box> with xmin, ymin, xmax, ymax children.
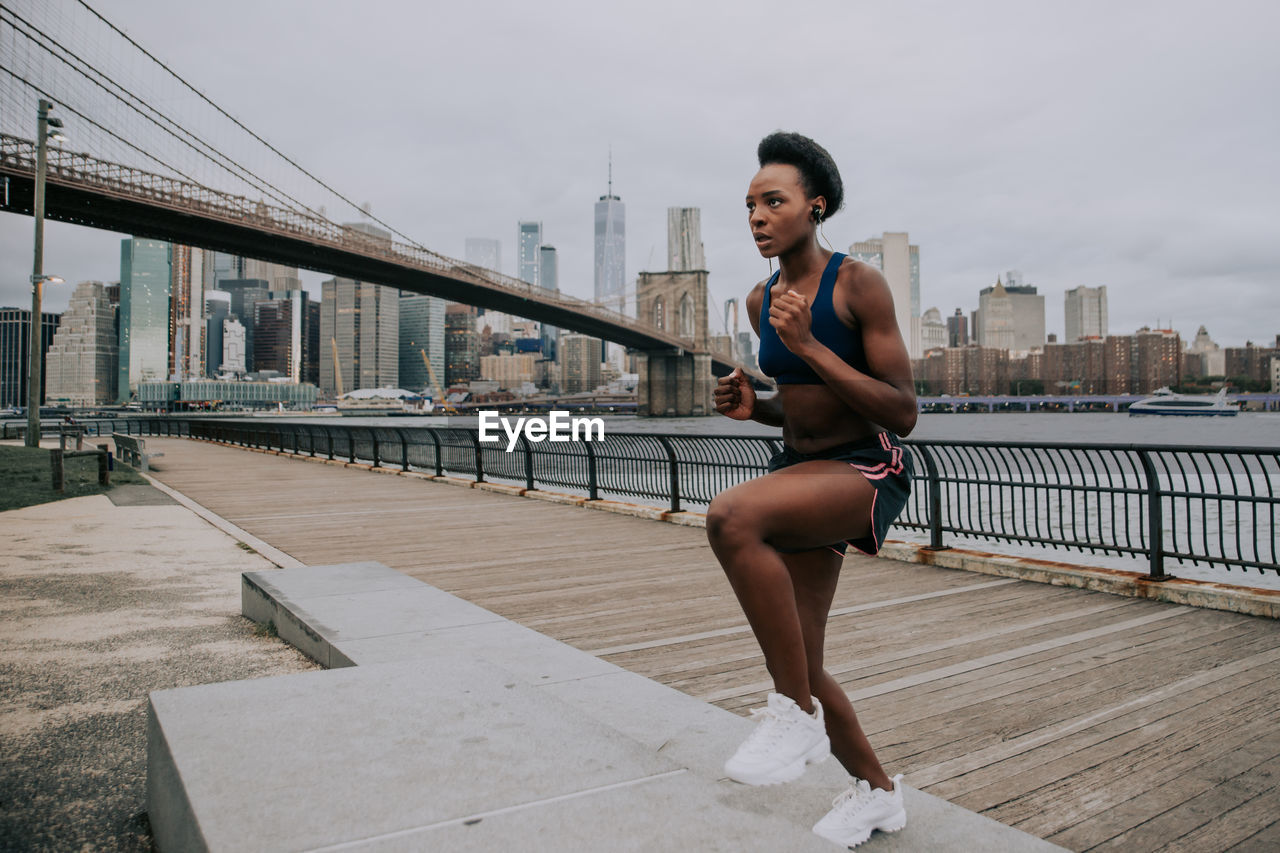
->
<box><xmin>1</xmin><ymin>0</ymin><xmax>1276</xmax><ymax>349</ymax></box>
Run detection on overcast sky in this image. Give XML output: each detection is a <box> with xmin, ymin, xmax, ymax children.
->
<box><xmin>2</xmin><ymin>0</ymin><xmax>1277</xmax><ymax>347</ymax></box>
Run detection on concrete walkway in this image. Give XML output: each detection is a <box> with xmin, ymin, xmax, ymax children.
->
<box><xmin>0</xmin><ymin>484</ymin><xmax>318</xmax><ymax>851</ymax></box>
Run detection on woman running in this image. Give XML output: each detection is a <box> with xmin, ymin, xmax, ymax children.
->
<box><xmin>708</xmin><ymin>131</ymin><xmax>917</xmax><ymax>848</ymax></box>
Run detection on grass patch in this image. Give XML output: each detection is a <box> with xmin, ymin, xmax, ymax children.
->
<box><xmin>0</xmin><ymin>444</ymin><xmax>148</xmax><ymax>512</ymax></box>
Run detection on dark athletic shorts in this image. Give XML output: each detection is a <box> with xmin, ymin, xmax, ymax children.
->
<box><xmin>766</xmin><ymin>432</ymin><xmax>913</xmax><ymax>557</ymax></box>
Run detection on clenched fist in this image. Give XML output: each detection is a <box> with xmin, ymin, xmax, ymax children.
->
<box><xmin>714</xmin><ymin>367</ymin><xmax>756</xmax><ymax>421</ymax></box>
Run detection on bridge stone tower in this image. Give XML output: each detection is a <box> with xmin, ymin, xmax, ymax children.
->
<box><xmin>634</xmin><ymin>270</ymin><xmax>715</xmax><ymax>416</ymax></box>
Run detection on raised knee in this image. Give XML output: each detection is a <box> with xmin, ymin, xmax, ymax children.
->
<box><xmin>706</xmin><ymin>493</ymin><xmax>754</xmax><ymax>548</ymax></box>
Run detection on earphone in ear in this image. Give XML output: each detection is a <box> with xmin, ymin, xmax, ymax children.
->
<box><xmin>812</xmin><ymin>206</ymin><xmax>824</xmax><ymax>223</ymax></box>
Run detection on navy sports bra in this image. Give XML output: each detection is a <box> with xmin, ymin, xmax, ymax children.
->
<box><xmin>757</xmin><ymin>252</ymin><xmax>869</xmax><ymax>384</ymax></box>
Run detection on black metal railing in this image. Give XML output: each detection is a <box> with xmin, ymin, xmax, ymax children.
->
<box><xmin>12</xmin><ymin>418</ymin><xmax>1274</xmax><ymax>579</ymax></box>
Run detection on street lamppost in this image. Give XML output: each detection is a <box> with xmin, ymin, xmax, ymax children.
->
<box><xmin>25</xmin><ymin>99</ymin><xmax>66</xmax><ymax>447</ymax></box>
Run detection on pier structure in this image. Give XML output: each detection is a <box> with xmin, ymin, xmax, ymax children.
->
<box><xmin>131</xmin><ymin>435</ymin><xmax>1280</xmax><ymax>851</ymax></box>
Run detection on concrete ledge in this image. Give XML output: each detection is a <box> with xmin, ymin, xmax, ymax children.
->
<box><xmin>524</xmin><ymin>489</ymin><xmax>586</xmax><ymax>506</ymax></box>
<box><xmin>665</xmin><ymin>510</ymin><xmax>708</xmax><ymax>528</ymax></box>
<box><xmin>584</xmin><ymin>498</ymin><xmax>670</xmax><ymax>520</ymax></box>
<box><xmin>880</xmin><ymin>542</ymin><xmax>1280</xmax><ymax>619</ymax></box>
<box><xmin>147</xmin><ymin>560</ymin><xmax>1067</xmax><ymax>852</ymax></box>
<box><xmin>432</xmin><ymin>475</ymin><xmax>477</xmax><ymax>488</ymax></box>
<box><xmin>476</xmin><ymin>481</ymin><xmax>527</xmax><ymax>497</ymax></box>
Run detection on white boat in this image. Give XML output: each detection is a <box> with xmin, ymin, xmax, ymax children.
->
<box><xmin>1128</xmin><ymin>387</ymin><xmax>1238</xmax><ymax>416</ymax></box>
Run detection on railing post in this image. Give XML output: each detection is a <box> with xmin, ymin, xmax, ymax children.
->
<box><xmin>324</xmin><ymin>426</ymin><xmax>334</xmax><ymax>461</ymax></box>
<box><xmin>657</xmin><ymin>436</ymin><xmax>680</xmax><ymax>513</ymax></box>
<box><xmin>1137</xmin><ymin>449</ymin><xmax>1169</xmax><ymax>580</ymax></box>
<box><xmin>347</xmin><ymin>427</ymin><xmax>356</xmax><ymax>464</ymax></box>
<box><xmin>522</xmin><ymin>433</ymin><xmax>535</xmax><ymax>491</ymax></box>
<box><xmin>371</xmin><ymin>429</ymin><xmax>381</xmax><ymax>469</ymax></box>
<box><xmin>396</xmin><ymin>428</ymin><xmax>410</xmax><ymax>472</ymax></box>
<box><xmin>585</xmin><ymin>439</ymin><xmax>599</xmax><ymax>501</ymax></box>
<box><xmin>470</xmin><ymin>430</ymin><xmax>484</xmax><ymax>483</ymax></box>
<box><xmin>429</xmin><ymin>429</ymin><xmax>443</xmax><ymax>476</ymax></box>
<box><xmin>916</xmin><ymin>445</ymin><xmax>949</xmax><ymax>551</ymax></box>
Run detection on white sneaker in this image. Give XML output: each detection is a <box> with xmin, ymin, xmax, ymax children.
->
<box><xmin>812</xmin><ymin>774</ymin><xmax>907</xmax><ymax>848</ymax></box>
<box><xmin>723</xmin><ymin>693</ymin><xmax>829</xmax><ymax>786</ymax></box>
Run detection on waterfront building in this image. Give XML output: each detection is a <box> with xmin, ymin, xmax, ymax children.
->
<box><xmin>204</xmin><ymin>293</ymin><xmax>230</xmax><ymax>376</ymax></box>
<box><xmin>169</xmin><ymin>245</ymin><xmax>207</xmax><ymax>381</ymax></box>
<box><xmin>464</xmin><ymin>237</ymin><xmax>501</xmax><ymax>274</ymax></box>
<box><xmin>916</xmin><ymin>345</ymin><xmax>1008</xmax><ymax>396</ymax></box>
<box><xmin>0</xmin><ymin>307</ymin><xmax>61</xmax><ymax>409</ymax></box>
<box><xmin>977</xmin><ymin>279</ymin><xmax>1044</xmax><ymax>353</ymax></box>
<box><xmin>946</xmin><ymin>308</ymin><xmax>969</xmax><ymax>348</ymax></box>
<box><xmin>976</xmin><ymin>279</ymin><xmax>1016</xmax><ymax>352</ymax></box>
<box><xmin>216</xmin><ymin>278</ymin><xmax>270</xmax><ymax>373</ymax></box>
<box><xmin>399</xmin><ymin>293</ymin><xmax>446</xmax><ymax>395</ymax></box>
<box><xmin>1185</xmin><ymin>325</ymin><xmax>1224</xmax><ymax>378</ymax></box>
<box><xmin>667</xmin><ymin>207</ymin><xmax>706</xmax><ymax>271</ymax></box>
<box><xmin>560</xmin><ymin>333</ymin><xmax>603</xmax><ymax>394</ymax></box>
<box><xmin>921</xmin><ymin>307</ymin><xmax>947</xmax><ymax>353</ymax></box>
<box><xmin>253</xmin><ymin>291</ymin><xmax>316</xmax><ymax>383</ymax></box>
<box><xmin>45</xmin><ymin>281</ymin><xmax>117</xmax><ymax>406</ymax></box>
<box><xmin>135</xmin><ymin>378</ymin><xmax>317</xmax><ymax>410</ymax></box>
<box><xmin>1223</xmin><ymin>341</ymin><xmax>1278</xmax><ymax>387</ymax></box>
<box><xmin>444</xmin><ymin>303</ymin><xmax>479</xmax><ymax>386</ymax></box>
<box><xmin>848</xmin><ymin>233</ymin><xmax>920</xmax><ymax>357</ymax></box>
<box><xmin>1039</xmin><ymin>328</ymin><xmax>1181</xmax><ymax>395</ymax></box>
<box><xmin>1134</xmin><ymin>327</ymin><xmax>1182</xmax><ymax>392</ymax></box>
<box><xmin>517</xmin><ymin>222</ymin><xmax>542</xmax><ymax>286</ymax></box>
<box><xmin>319</xmin><ymin>276</ymin><xmax>399</xmax><ymax>396</ymax></box>
<box><xmin>117</xmin><ymin>237</ymin><xmax>171</xmax><ymax>402</ymax></box>
<box><xmin>221</xmin><ymin>317</ymin><xmax>246</xmax><ymax>374</ymax></box>
<box><xmin>1271</xmin><ymin>355</ymin><xmax>1279</xmax><ymax>393</ymax></box>
<box><xmin>1064</xmin><ymin>285</ymin><xmax>1108</xmax><ymax>342</ymax></box>
<box><xmin>480</xmin><ymin>353</ymin><xmax>538</xmax><ymax>391</ymax></box>
<box><xmin>594</xmin><ymin>170</ymin><xmax>626</xmax><ymax>312</ymax></box>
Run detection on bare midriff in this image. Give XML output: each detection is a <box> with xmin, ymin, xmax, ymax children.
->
<box><xmin>777</xmin><ymin>383</ymin><xmax>881</xmax><ymax>454</ymax></box>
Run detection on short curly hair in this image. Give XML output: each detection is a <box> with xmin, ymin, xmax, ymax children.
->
<box><xmin>756</xmin><ymin>131</ymin><xmax>844</xmax><ymax>220</ymax></box>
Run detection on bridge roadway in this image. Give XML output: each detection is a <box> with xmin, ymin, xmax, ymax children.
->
<box><xmin>0</xmin><ymin>135</ymin><xmax>739</xmax><ymax>375</ymax></box>
<box><xmin>141</xmin><ymin>436</ymin><xmax>1280</xmax><ymax>851</ymax></box>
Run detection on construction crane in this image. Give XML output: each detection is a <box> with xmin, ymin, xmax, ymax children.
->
<box><xmin>421</xmin><ymin>351</ymin><xmax>457</xmax><ymax>414</ymax></box>
<box><xmin>331</xmin><ymin>338</ymin><xmax>344</xmax><ymax>398</ymax></box>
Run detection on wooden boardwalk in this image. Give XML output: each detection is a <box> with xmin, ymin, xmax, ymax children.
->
<box><xmin>144</xmin><ymin>437</ymin><xmax>1280</xmax><ymax>852</ymax></box>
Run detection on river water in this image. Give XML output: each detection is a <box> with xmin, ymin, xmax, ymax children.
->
<box><xmin>264</xmin><ymin>410</ymin><xmax>1280</xmax><ymax>590</ymax></box>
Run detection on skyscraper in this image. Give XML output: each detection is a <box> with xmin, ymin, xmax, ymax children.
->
<box><xmin>444</xmin><ymin>303</ymin><xmax>479</xmax><ymax>386</ymax></box>
<box><xmin>118</xmin><ymin>237</ymin><xmax>171</xmax><ymax>401</ymax></box>
<box><xmin>253</xmin><ymin>291</ymin><xmax>315</xmax><ymax>382</ymax></box>
<box><xmin>977</xmin><ymin>278</ymin><xmax>1045</xmax><ymax>353</ymax></box>
<box><xmin>539</xmin><ymin>244</ymin><xmax>560</xmax><ymax>363</ymax></box>
<box><xmin>849</xmin><ymin>233</ymin><xmax>920</xmax><ymax>357</ymax></box>
<box><xmin>517</xmin><ymin>222</ymin><xmax>542</xmax><ymax>286</ymax></box>
<box><xmin>560</xmin><ymin>333</ymin><xmax>603</xmax><ymax>394</ymax></box>
<box><xmin>319</xmin><ymin>278</ymin><xmax>399</xmax><ymax>395</ymax></box>
<box><xmin>169</xmin><ymin>245</ymin><xmax>206</xmax><ymax>381</ymax></box>
<box><xmin>399</xmin><ymin>294</ymin><xmax>446</xmax><ymax>394</ymax></box>
<box><xmin>319</xmin><ymin>224</ymin><xmax>400</xmax><ymax>396</ymax></box>
<box><xmin>464</xmin><ymin>238</ymin><xmax>501</xmax><ymax>274</ymax></box>
<box><xmin>45</xmin><ymin>281</ymin><xmax>117</xmax><ymax>406</ymax></box>
<box><xmin>0</xmin><ymin>308</ymin><xmax>61</xmax><ymax>409</ymax></box>
<box><xmin>667</xmin><ymin>207</ymin><xmax>705</xmax><ymax>271</ymax></box>
<box><xmin>1064</xmin><ymin>285</ymin><xmax>1108</xmax><ymax>342</ymax></box>
<box><xmin>594</xmin><ymin>162</ymin><xmax>626</xmax><ymax>311</ymax></box>
<box><xmin>946</xmin><ymin>308</ymin><xmax>969</xmax><ymax>348</ymax></box>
